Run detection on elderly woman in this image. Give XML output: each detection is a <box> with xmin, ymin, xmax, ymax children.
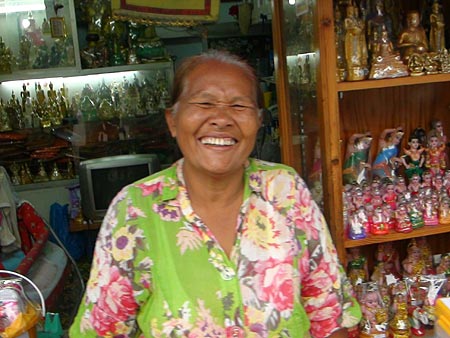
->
<box><xmin>70</xmin><ymin>50</ymin><xmax>360</xmax><ymax>337</ymax></box>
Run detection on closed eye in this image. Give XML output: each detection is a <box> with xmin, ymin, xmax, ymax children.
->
<box><xmin>191</xmin><ymin>102</ymin><xmax>215</xmax><ymax>109</ymax></box>
<box><xmin>231</xmin><ymin>104</ymin><xmax>251</xmax><ymax>111</ymax></box>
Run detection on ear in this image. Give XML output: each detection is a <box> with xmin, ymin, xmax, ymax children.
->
<box><xmin>165</xmin><ymin>108</ymin><xmax>177</xmax><ymax>138</ymax></box>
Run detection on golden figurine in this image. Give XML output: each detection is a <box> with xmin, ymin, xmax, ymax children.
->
<box><xmin>50</xmin><ymin>163</ymin><xmax>63</xmax><ymax>181</ymax></box>
<box><xmin>34</xmin><ymin>161</ymin><xmax>49</xmax><ymax>183</ymax></box>
<box><xmin>0</xmin><ymin>37</ymin><xmax>13</xmax><ymax>74</ymax></box>
<box><xmin>397</xmin><ymin>10</ymin><xmax>429</xmax><ymax>64</ymax></box>
<box><xmin>408</xmin><ymin>53</ymin><xmax>425</xmax><ymax>75</ymax></box>
<box><xmin>19</xmin><ymin>163</ymin><xmax>33</xmax><ymax>185</ymax></box>
<box><xmin>429</xmin><ymin>1</ymin><xmax>445</xmax><ymax>53</ymax></box>
<box><xmin>344</xmin><ymin>3</ymin><xmax>368</xmax><ymax>81</ymax></box>
<box><xmin>369</xmin><ymin>25</ymin><xmax>409</xmax><ymax>79</ymax></box>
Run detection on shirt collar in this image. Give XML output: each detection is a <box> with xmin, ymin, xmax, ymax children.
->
<box><xmin>159</xmin><ymin>158</ymin><xmax>264</xmax><ymax>204</ymax></box>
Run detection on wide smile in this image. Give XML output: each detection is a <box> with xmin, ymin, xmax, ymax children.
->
<box><xmin>200</xmin><ymin>136</ymin><xmax>237</xmax><ymax>146</ymax></box>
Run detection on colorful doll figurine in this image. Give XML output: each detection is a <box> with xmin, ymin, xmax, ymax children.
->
<box><xmin>372</xmin><ymin>127</ymin><xmax>404</xmax><ymax>180</ymax></box>
<box><xmin>433</xmin><ymin>173</ymin><xmax>444</xmax><ymax>192</ymax></box>
<box><xmin>382</xmin><ymin>203</ymin><xmax>396</xmax><ymax>230</ymax></box>
<box><xmin>443</xmin><ymin>169</ymin><xmax>450</xmax><ymax>191</ymax></box>
<box><xmin>343</xmin><ymin>132</ymin><xmax>373</xmax><ymax>185</ymax></box>
<box><xmin>407</xmin><ymin>200</ymin><xmax>425</xmax><ymax>229</ymax></box>
<box><xmin>362</xmin><ymin>182</ymin><xmax>373</xmax><ymax>204</ymax></box>
<box><xmin>371</xmin><ymin>188</ymin><xmax>383</xmax><ymax>209</ymax></box>
<box><xmin>347</xmin><ymin>247</ymin><xmax>369</xmax><ymax>285</ymax></box>
<box><xmin>417</xmin><ymin>236</ymin><xmax>435</xmax><ymax>275</ymax></box>
<box><xmin>436</xmin><ymin>253</ymin><xmax>450</xmax><ymax>276</ymax></box>
<box><xmin>352</xmin><ymin>187</ymin><xmax>365</xmax><ymax>209</ymax></box>
<box><xmin>430</xmin><ymin>119</ymin><xmax>447</xmax><ymax>149</ymax></box>
<box><xmin>348</xmin><ymin>206</ymin><xmax>369</xmax><ymax>239</ymax></box>
<box><xmin>421</xmin><ymin>170</ymin><xmax>433</xmax><ymax>188</ymax></box>
<box><xmin>382</xmin><ymin>181</ymin><xmax>397</xmax><ymax>210</ymax></box>
<box><xmin>375</xmin><ymin>242</ymin><xmax>401</xmax><ymax>278</ymax></box>
<box><xmin>439</xmin><ymin>197</ymin><xmax>450</xmax><ymax>224</ymax></box>
<box><xmin>425</xmin><ymin>129</ymin><xmax>447</xmax><ymax>177</ymax></box>
<box><xmin>394</xmin><ymin>175</ymin><xmax>408</xmax><ymax>195</ymax></box>
<box><xmin>371</xmin><ymin>206</ymin><xmax>389</xmax><ymax>235</ymax></box>
<box><xmin>394</xmin><ymin>203</ymin><xmax>413</xmax><ymax>233</ymax></box>
<box><xmin>401</xmin><ymin>134</ymin><xmax>425</xmax><ymax>180</ymax></box>
<box><xmin>423</xmin><ymin>196</ymin><xmax>439</xmax><ymax>226</ymax></box>
<box><xmin>402</xmin><ymin>238</ymin><xmax>427</xmax><ymax>278</ymax></box>
<box><xmin>408</xmin><ymin>173</ymin><xmax>422</xmax><ymax>195</ymax></box>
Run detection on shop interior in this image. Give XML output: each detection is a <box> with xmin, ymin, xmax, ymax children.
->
<box><xmin>2</xmin><ymin>0</ymin><xmax>450</xmax><ymax>337</ymax></box>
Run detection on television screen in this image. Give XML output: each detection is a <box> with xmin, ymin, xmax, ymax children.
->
<box><xmin>79</xmin><ymin>154</ymin><xmax>160</xmax><ymax>222</ymax></box>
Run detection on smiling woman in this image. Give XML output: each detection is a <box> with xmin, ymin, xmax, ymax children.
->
<box><xmin>70</xmin><ymin>50</ymin><xmax>361</xmax><ymax>338</ymax></box>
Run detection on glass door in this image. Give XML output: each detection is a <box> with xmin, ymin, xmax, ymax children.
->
<box><xmin>272</xmin><ymin>0</ymin><xmax>323</xmax><ymax>208</ymax></box>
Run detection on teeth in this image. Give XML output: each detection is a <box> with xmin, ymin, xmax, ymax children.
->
<box><xmin>201</xmin><ymin>137</ymin><xmax>236</xmax><ymax>146</ymax></box>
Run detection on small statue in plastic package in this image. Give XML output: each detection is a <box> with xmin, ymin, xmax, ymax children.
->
<box><xmin>357</xmin><ymin>282</ymin><xmax>389</xmax><ymax>337</ymax></box>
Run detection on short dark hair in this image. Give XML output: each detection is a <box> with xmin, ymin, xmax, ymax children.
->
<box><xmin>170</xmin><ymin>49</ymin><xmax>264</xmax><ymax>110</ymax></box>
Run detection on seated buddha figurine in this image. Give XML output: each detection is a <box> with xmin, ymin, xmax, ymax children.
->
<box><xmin>397</xmin><ymin>10</ymin><xmax>429</xmax><ymax>64</ymax></box>
<box><xmin>369</xmin><ymin>25</ymin><xmax>409</xmax><ymax>79</ymax></box>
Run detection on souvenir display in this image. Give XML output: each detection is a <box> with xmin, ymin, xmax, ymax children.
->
<box><xmin>335</xmin><ymin>1</ymin><xmax>450</xmax><ymax>81</ymax></box>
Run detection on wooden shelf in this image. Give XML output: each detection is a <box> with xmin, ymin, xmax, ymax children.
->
<box><xmin>337</xmin><ymin>73</ymin><xmax>450</xmax><ymax>92</ymax></box>
<box><xmin>0</xmin><ymin>61</ymin><xmax>173</xmax><ymax>83</ymax></box>
<box><xmin>344</xmin><ymin>224</ymin><xmax>450</xmax><ymax>248</ymax></box>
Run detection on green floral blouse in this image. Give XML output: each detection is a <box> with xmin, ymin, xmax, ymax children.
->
<box><xmin>69</xmin><ymin>158</ymin><xmax>361</xmax><ymax>338</ymax></box>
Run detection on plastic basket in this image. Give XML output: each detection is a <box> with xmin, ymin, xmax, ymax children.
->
<box><xmin>0</xmin><ymin>270</ymin><xmax>45</xmax><ymax>338</ymax></box>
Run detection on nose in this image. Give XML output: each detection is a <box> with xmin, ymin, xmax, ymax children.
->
<box><xmin>209</xmin><ymin>104</ymin><xmax>234</xmax><ymax>128</ymax></box>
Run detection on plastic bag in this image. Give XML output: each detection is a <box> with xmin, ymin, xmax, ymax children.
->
<box><xmin>49</xmin><ymin>203</ymin><xmax>85</xmax><ymax>261</ymax></box>
<box><xmin>0</xmin><ymin>278</ymin><xmax>41</xmax><ymax>338</ymax></box>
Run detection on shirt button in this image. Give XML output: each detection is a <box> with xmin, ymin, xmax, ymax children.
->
<box><xmin>221</xmin><ymin>267</ymin><xmax>236</xmax><ymax>280</ymax></box>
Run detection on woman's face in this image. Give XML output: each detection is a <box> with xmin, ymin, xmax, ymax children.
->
<box><xmin>166</xmin><ymin>60</ymin><xmax>261</xmax><ymax>177</ymax></box>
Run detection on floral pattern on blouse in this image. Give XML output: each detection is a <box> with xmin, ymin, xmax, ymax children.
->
<box><xmin>69</xmin><ymin>158</ymin><xmax>361</xmax><ymax>338</ymax></box>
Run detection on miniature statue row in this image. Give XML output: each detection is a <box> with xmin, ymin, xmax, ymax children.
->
<box><xmin>0</xmin><ymin>73</ymin><xmax>170</xmax><ymax>132</ymax></box>
<box><xmin>347</xmin><ymin>239</ymin><xmax>449</xmax><ymax>337</ymax></box>
<box><xmin>343</xmin><ymin>122</ymin><xmax>448</xmax><ymax>185</ymax></box>
<box><xmin>345</xmin><ymin>172</ymin><xmax>450</xmax><ymax>239</ymax></box>
<box><xmin>336</xmin><ymin>1</ymin><xmax>448</xmax><ymax>81</ymax></box>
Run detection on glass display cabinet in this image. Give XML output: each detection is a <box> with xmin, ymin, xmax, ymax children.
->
<box><xmin>0</xmin><ymin>0</ymin><xmax>80</xmax><ymax>81</ymax></box>
<box><xmin>273</xmin><ymin>0</ymin><xmax>450</xmax><ymax>266</ymax></box>
<box><xmin>0</xmin><ymin>0</ymin><xmax>176</xmax><ymax>187</ymax></box>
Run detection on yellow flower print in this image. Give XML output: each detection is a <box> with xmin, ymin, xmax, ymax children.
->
<box><xmin>111</xmin><ymin>227</ymin><xmax>136</xmax><ymax>261</ymax></box>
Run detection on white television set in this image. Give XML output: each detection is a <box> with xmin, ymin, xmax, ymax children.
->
<box><xmin>78</xmin><ymin>154</ymin><xmax>160</xmax><ymax>222</ymax></box>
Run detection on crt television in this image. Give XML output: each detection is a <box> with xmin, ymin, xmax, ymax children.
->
<box><xmin>79</xmin><ymin>154</ymin><xmax>160</xmax><ymax>222</ymax></box>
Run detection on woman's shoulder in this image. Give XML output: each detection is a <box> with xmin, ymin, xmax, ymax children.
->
<box><xmin>248</xmin><ymin>158</ymin><xmax>298</xmax><ymax>176</ymax></box>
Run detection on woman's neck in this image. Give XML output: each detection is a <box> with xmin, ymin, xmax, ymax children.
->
<box><xmin>183</xmin><ymin>164</ymin><xmax>245</xmax><ymax>207</ymax></box>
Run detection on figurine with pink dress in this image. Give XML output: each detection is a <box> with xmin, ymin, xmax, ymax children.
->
<box><xmin>425</xmin><ymin>129</ymin><xmax>447</xmax><ymax>177</ymax></box>
<box><xmin>423</xmin><ymin>196</ymin><xmax>439</xmax><ymax>226</ymax></box>
<box><xmin>371</xmin><ymin>206</ymin><xmax>389</xmax><ymax>235</ymax></box>
<box><xmin>382</xmin><ymin>181</ymin><xmax>397</xmax><ymax>210</ymax></box>
<box><xmin>408</xmin><ymin>173</ymin><xmax>422</xmax><ymax>195</ymax></box>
